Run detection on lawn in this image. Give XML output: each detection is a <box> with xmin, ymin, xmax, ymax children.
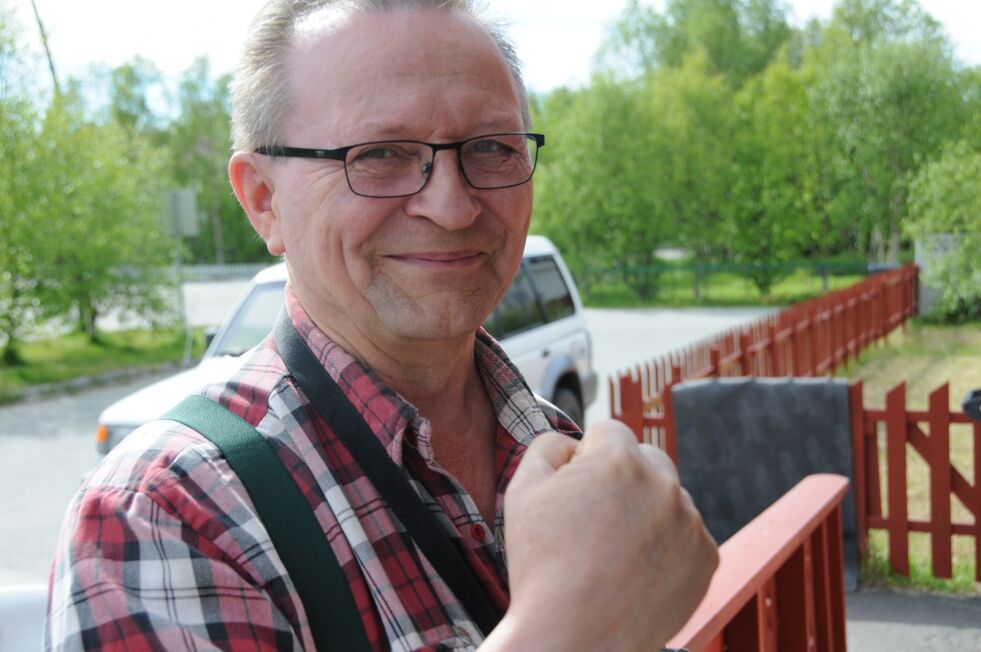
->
<box><xmin>580</xmin><ymin>266</ymin><xmax>866</xmax><ymax>307</ymax></box>
<box><xmin>0</xmin><ymin>328</ymin><xmax>205</xmax><ymax>403</ymax></box>
<box><xmin>838</xmin><ymin>321</ymin><xmax>981</xmax><ymax>593</ymax></box>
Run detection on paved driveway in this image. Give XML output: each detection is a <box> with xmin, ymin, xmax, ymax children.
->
<box><xmin>584</xmin><ymin>306</ymin><xmax>776</xmax><ymax>424</ymax></box>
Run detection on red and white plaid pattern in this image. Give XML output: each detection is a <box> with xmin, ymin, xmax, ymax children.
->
<box><xmin>46</xmin><ymin>288</ymin><xmax>581</xmax><ymax>651</ymax></box>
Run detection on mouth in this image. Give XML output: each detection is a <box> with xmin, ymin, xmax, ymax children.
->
<box><xmin>387</xmin><ymin>250</ymin><xmax>485</xmax><ymax>269</ymax></box>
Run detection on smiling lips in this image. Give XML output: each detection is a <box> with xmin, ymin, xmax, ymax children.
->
<box><xmin>388</xmin><ymin>251</ymin><xmax>484</xmax><ymax>268</ymax></box>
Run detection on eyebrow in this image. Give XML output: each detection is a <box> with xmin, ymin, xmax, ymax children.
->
<box><xmin>352</xmin><ymin>117</ymin><xmax>524</xmax><ymax>142</ymax></box>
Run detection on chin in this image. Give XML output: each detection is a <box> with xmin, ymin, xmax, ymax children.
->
<box><xmin>383</xmin><ymin>296</ymin><xmax>490</xmax><ymax>343</ymax></box>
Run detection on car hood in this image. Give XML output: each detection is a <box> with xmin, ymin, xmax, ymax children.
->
<box><xmin>98</xmin><ymin>356</ymin><xmax>250</xmax><ymax>427</ymax></box>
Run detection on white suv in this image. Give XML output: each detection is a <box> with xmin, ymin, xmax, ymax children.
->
<box><xmin>96</xmin><ymin>235</ymin><xmax>596</xmax><ymax>453</ymax></box>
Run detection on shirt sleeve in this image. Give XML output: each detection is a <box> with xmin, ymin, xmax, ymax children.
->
<box><xmin>45</xmin><ymin>459</ymin><xmax>309</xmax><ymax>651</ymax></box>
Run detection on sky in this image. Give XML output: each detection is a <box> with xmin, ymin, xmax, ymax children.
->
<box><xmin>14</xmin><ymin>0</ymin><xmax>981</xmax><ymax>95</ymax></box>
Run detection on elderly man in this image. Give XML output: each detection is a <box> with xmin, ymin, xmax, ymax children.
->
<box><xmin>46</xmin><ymin>1</ymin><xmax>717</xmax><ymax>650</ymax></box>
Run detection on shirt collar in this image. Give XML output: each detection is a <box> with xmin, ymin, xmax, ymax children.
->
<box><xmin>283</xmin><ymin>286</ymin><xmax>553</xmax><ymax>462</ymax></box>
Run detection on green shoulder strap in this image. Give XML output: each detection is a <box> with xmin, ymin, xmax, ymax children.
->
<box><xmin>164</xmin><ymin>394</ymin><xmax>371</xmax><ymax>652</ymax></box>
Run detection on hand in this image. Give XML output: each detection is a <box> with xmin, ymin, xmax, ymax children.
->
<box><xmin>483</xmin><ymin>420</ymin><xmax>718</xmax><ymax>651</ymax></box>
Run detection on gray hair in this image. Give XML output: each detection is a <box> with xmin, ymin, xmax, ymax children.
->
<box><xmin>231</xmin><ymin>0</ymin><xmax>529</xmax><ymax>152</ymax></box>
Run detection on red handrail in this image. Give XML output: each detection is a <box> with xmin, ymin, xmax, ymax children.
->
<box><xmin>666</xmin><ymin>474</ymin><xmax>850</xmax><ymax>652</ymax></box>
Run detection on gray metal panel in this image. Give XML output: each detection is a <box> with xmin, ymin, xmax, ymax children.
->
<box><xmin>672</xmin><ymin>377</ymin><xmax>859</xmax><ymax>590</ymax></box>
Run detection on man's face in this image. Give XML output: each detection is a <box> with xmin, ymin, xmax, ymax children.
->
<box><xmin>261</xmin><ymin>8</ymin><xmax>532</xmax><ymax>347</ymax></box>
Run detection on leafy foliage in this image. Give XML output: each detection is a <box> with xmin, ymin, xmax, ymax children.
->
<box><xmin>0</xmin><ymin>7</ymin><xmax>176</xmax><ymax>357</ymax></box>
<box><xmin>168</xmin><ymin>58</ymin><xmax>264</xmax><ymax>264</ymax></box>
<box><xmin>33</xmin><ymin>93</ymin><xmax>176</xmax><ymax>341</ymax></box>
<box><xmin>905</xmin><ymin>141</ymin><xmax>981</xmax><ymax>320</ymax></box>
<box><xmin>0</xmin><ymin>7</ymin><xmax>46</xmax><ymax>362</ymax></box>
<box><xmin>536</xmin><ymin>0</ymin><xmax>976</xmax><ymax>307</ymax></box>
<box><xmin>2</xmin><ymin>0</ymin><xmax>980</xmax><ymax>340</ymax></box>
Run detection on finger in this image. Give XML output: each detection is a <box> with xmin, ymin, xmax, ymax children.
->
<box><xmin>574</xmin><ymin>419</ymin><xmax>639</xmax><ymax>458</ymax></box>
<box><xmin>638</xmin><ymin>442</ymin><xmax>680</xmax><ymax>481</ymax></box>
<box><xmin>510</xmin><ymin>432</ymin><xmax>578</xmax><ymax>487</ymax></box>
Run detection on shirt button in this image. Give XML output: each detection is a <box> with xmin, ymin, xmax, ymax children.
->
<box><xmin>471</xmin><ymin>523</ymin><xmax>486</xmax><ymax>541</ymax></box>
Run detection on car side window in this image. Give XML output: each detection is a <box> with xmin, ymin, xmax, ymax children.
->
<box><xmin>212</xmin><ymin>281</ymin><xmax>287</xmax><ymax>356</ymax></box>
<box><xmin>526</xmin><ymin>255</ymin><xmax>575</xmax><ymax>322</ymax></box>
<box><xmin>484</xmin><ymin>266</ymin><xmax>545</xmax><ymax>339</ymax></box>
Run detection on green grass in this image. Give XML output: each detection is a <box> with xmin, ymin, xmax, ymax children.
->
<box><xmin>0</xmin><ymin>328</ymin><xmax>206</xmax><ymax>403</ymax></box>
<box><xmin>837</xmin><ymin>321</ymin><xmax>981</xmax><ymax>594</ymax></box>
<box><xmin>580</xmin><ymin>267</ymin><xmax>865</xmax><ymax>307</ymax></box>
<box><xmin>861</xmin><ymin>531</ymin><xmax>980</xmax><ymax>595</ymax></box>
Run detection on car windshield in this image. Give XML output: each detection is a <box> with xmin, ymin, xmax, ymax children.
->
<box><xmin>210</xmin><ymin>281</ymin><xmax>286</xmax><ymax>356</ymax></box>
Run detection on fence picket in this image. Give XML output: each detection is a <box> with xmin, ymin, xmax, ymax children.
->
<box><xmin>826</xmin><ymin>504</ymin><xmax>848</xmax><ymax>651</ymax></box>
<box><xmin>975</xmin><ymin>421</ymin><xmax>981</xmax><ymax>582</ymax></box>
<box><xmin>774</xmin><ymin>544</ymin><xmax>813</xmax><ymax>651</ymax></box>
<box><xmin>812</xmin><ymin>522</ymin><xmax>835</xmax><ymax>651</ymax></box>
<box><xmin>739</xmin><ymin>332</ymin><xmax>751</xmax><ymax>376</ymax></box>
<box><xmin>849</xmin><ymin>381</ymin><xmax>869</xmax><ymax>556</ymax></box>
<box><xmin>928</xmin><ymin>384</ymin><xmax>953</xmax><ymax>579</ymax></box>
<box><xmin>886</xmin><ymin>383</ymin><xmax>910</xmax><ymax>577</ymax></box>
<box><xmin>811</xmin><ymin>308</ymin><xmax>821</xmax><ymax>375</ymax></box>
<box><xmin>618</xmin><ymin>368</ymin><xmax>645</xmax><ymax>443</ymax></box>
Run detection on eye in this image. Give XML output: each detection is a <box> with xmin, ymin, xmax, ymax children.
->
<box><xmin>352</xmin><ymin>145</ymin><xmax>400</xmax><ymax>162</ymax></box>
<box><xmin>469</xmin><ymin>138</ymin><xmax>512</xmax><ymax>154</ymax></box>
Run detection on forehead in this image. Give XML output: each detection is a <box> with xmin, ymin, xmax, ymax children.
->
<box><xmin>284</xmin><ymin>8</ymin><xmax>523</xmax><ymax>143</ymax></box>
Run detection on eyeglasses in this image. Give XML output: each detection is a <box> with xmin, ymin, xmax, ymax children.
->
<box><xmin>255</xmin><ymin>132</ymin><xmax>544</xmax><ymax>198</ymax></box>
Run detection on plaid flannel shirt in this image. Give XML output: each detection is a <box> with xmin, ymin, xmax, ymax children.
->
<box><xmin>46</xmin><ymin>289</ymin><xmax>581</xmax><ymax>651</ymax></box>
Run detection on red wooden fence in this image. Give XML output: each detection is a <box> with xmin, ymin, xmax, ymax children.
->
<box><xmin>667</xmin><ymin>474</ymin><xmax>849</xmax><ymax>652</ymax></box>
<box><xmin>851</xmin><ymin>381</ymin><xmax>981</xmax><ymax>581</ymax></box>
<box><xmin>609</xmin><ymin>265</ymin><xmax>918</xmax><ymax>452</ymax></box>
<box><xmin>612</xmin><ymin>375</ymin><xmax>980</xmax><ymax>585</ymax></box>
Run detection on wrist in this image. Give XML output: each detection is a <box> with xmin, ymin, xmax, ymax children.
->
<box><xmin>479</xmin><ymin>605</ymin><xmax>572</xmax><ymax>652</ymax></box>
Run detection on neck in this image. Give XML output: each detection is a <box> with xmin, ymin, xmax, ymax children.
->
<box><xmin>309</xmin><ymin>302</ymin><xmax>494</xmax><ymax>441</ymax></box>
<box><xmin>306</xmin><ymin>302</ymin><xmax>500</xmax><ymax>520</ymax></box>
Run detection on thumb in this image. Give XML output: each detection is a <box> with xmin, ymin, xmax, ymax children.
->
<box><xmin>574</xmin><ymin>418</ymin><xmax>639</xmax><ymax>458</ymax></box>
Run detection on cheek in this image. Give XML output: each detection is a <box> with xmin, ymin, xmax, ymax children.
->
<box><xmin>319</xmin><ymin>197</ymin><xmax>397</xmax><ymax>292</ymax></box>
<box><xmin>498</xmin><ymin>185</ymin><xmax>533</xmax><ymax>230</ymax></box>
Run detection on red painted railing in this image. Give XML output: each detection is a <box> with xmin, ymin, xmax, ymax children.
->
<box><xmin>851</xmin><ymin>381</ymin><xmax>981</xmax><ymax>580</ymax></box>
<box><xmin>609</xmin><ymin>265</ymin><xmax>918</xmax><ymax>451</ymax></box>
<box><xmin>667</xmin><ymin>474</ymin><xmax>850</xmax><ymax>652</ymax></box>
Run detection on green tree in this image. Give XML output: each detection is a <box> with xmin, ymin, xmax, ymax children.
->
<box><xmin>168</xmin><ymin>58</ymin><xmax>263</xmax><ymax>264</ymax></box>
<box><xmin>809</xmin><ymin>0</ymin><xmax>963</xmax><ymax>261</ymax></box>
<box><xmin>599</xmin><ymin>0</ymin><xmax>792</xmax><ymax>86</ymax></box>
<box><xmin>905</xmin><ymin>140</ymin><xmax>981</xmax><ymax>320</ymax></box>
<box><xmin>533</xmin><ymin>75</ymin><xmax>670</xmax><ymax>299</ymax></box>
<box><xmin>533</xmin><ymin>54</ymin><xmax>736</xmax><ymax>300</ymax></box>
<box><xmin>108</xmin><ymin>56</ymin><xmax>165</xmax><ymax>137</ymax></box>
<box><xmin>729</xmin><ymin>49</ymin><xmax>816</xmax><ymax>294</ymax></box>
<box><xmin>640</xmin><ymin>52</ymin><xmax>736</xmax><ymax>267</ymax></box>
<box><xmin>34</xmin><ymin>91</ymin><xmax>176</xmax><ymax>341</ymax></box>
<box><xmin>0</xmin><ymin>6</ymin><xmax>42</xmax><ymax>363</ymax></box>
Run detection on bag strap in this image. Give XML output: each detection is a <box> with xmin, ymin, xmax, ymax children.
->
<box><xmin>164</xmin><ymin>394</ymin><xmax>371</xmax><ymax>652</ymax></box>
<box><xmin>273</xmin><ymin>312</ymin><xmax>504</xmax><ymax>637</ymax></box>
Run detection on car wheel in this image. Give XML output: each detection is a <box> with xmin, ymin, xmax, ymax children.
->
<box><xmin>552</xmin><ymin>386</ymin><xmax>584</xmax><ymax>428</ymax></box>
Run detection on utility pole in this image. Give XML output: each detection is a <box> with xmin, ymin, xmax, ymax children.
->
<box><xmin>29</xmin><ymin>0</ymin><xmax>61</xmax><ymax>97</ymax></box>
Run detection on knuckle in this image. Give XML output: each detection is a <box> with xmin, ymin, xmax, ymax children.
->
<box><xmin>607</xmin><ymin>442</ymin><xmax>649</xmax><ymax>479</ymax></box>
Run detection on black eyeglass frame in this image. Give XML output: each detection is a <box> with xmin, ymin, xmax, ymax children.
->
<box><xmin>255</xmin><ymin>131</ymin><xmax>545</xmax><ymax>198</ymax></box>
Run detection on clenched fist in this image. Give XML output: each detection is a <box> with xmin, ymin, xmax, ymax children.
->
<box><xmin>483</xmin><ymin>420</ymin><xmax>718</xmax><ymax>651</ymax></box>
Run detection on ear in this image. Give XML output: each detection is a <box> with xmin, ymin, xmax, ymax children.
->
<box><xmin>229</xmin><ymin>152</ymin><xmax>285</xmax><ymax>256</ymax></box>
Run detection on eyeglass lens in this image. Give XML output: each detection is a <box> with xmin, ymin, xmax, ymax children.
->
<box><xmin>344</xmin><ymin>134</ymin><xmax>539</xmax><ymax>198</ymax></box>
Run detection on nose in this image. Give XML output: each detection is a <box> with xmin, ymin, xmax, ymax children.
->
<box><xmin>403</xmin><ymin>150</ymin><xmax>481</xmax><ymax>230</ymax></box>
